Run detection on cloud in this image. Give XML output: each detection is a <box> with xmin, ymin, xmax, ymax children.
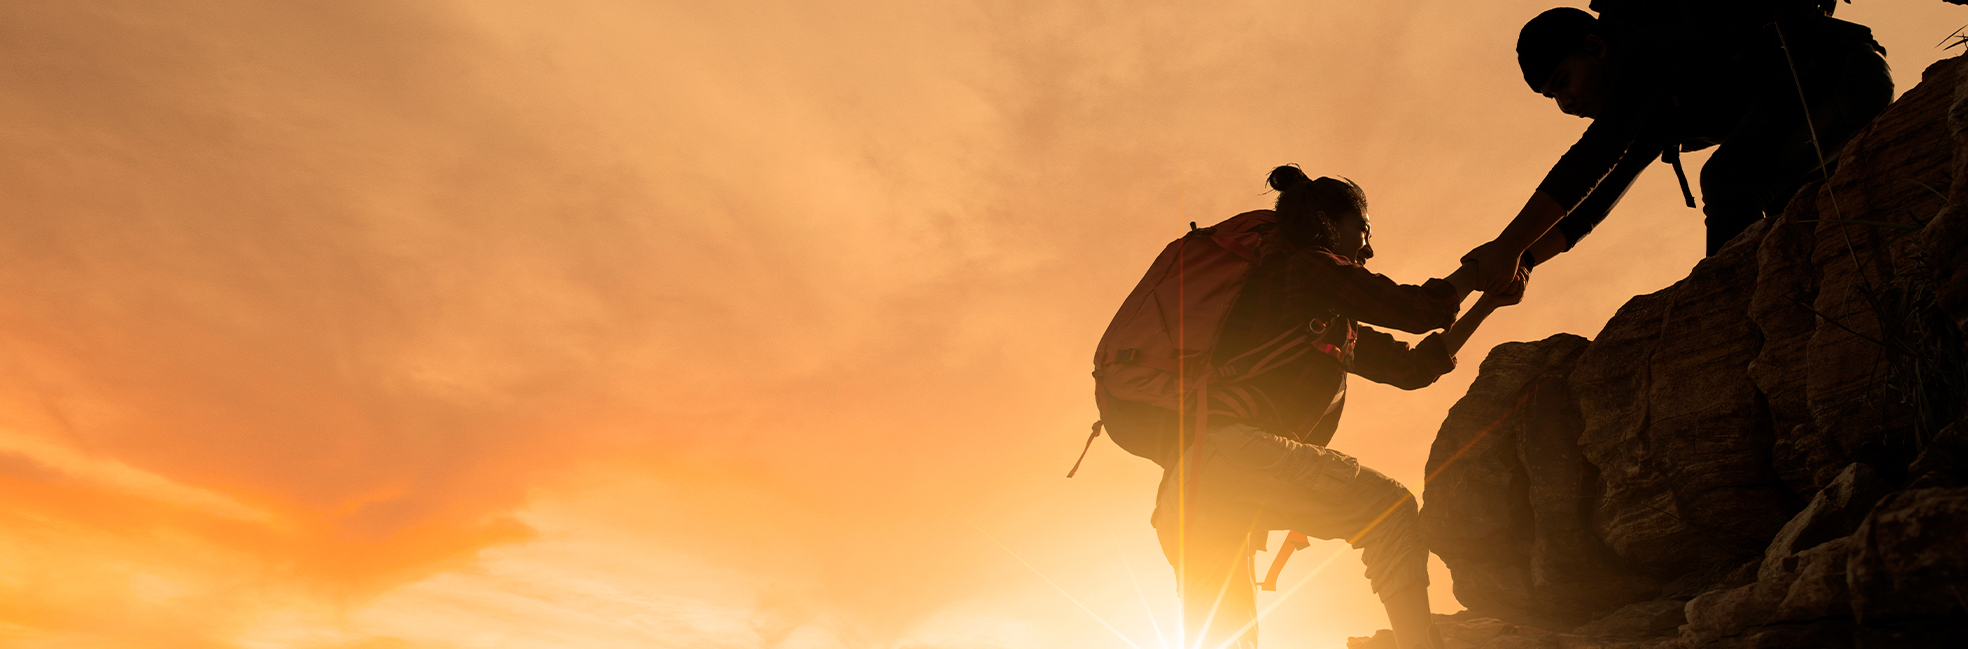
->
<box><xmin>0</xmin><ymin>0</ymin><xmax>1523</xmax><ymax>643</ymax></box>
<box><xmin>0</xmin><ymin>0</ymin><xmax>1056</xmax><ymax>642</ymax></box>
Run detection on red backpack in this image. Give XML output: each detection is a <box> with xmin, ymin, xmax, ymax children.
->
<box><xmin>1069</xmin><ymin>208</ymin><xmax>1321</xmax><ymax>590</ymax></box>
<box><xmin>1069</xmin><ymin>209</ymin><xmax>1295</xmax><ymax>475</ymax></box>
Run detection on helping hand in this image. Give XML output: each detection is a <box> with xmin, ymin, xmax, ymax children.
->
<box><xmin>1461</xmin><ymin>240</ymin><xmax>1524</xmax><ymax>293</ymax></box>
<box><xmin>1485</xmin><ymin>273</ymin><xmax>1527</xmax><ymax>308</ymax></box>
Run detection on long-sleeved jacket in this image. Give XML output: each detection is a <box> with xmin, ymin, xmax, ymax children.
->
<box><xmin>1205</xmin><ymin>245</ymin><xmax>1462</xmax><ymax>447</ymax></box>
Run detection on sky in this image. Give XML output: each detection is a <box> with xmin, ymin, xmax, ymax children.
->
<box><xmin>0</xmin><ymin>1</ymin><xmax>1962</xmax><ymax>648</ymax></box>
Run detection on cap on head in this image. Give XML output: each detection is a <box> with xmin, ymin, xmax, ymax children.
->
<box><xmin>1517</xmin><ymin>7</ymin><xmax>1599</xmax><ymax>91</ymax></box>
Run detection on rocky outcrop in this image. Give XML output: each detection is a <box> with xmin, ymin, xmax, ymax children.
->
<box><xmin>1398</xmin><ymin>49</ymin><xmax>1968</xmax><ymax>649</ymax></box>
<box><xmin>1419</xmin><ymin>334</ymin><xmax>1660</xmax><ymax>629</ymax></box>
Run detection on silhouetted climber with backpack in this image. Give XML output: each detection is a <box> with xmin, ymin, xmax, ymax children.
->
<box><xmin>1463</xmin><ymin>1</ymin><xmax>1893</xmax><ymax>292</ymax></box>
<box><xmin>1079</xmin><ymin>166</ymin><xmax>1522</xmax><ymax>649</ymax></box>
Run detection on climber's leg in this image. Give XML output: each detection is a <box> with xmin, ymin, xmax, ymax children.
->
<box><xmin>1382</xmin><ymin>582</ymin><xmax>1443</xmax><ymax>649</ymax></box>
<box><xmin>1157</xmin><ymin>524</ymin><xmax>1259</xmax><ymax>649</ymax></box>
<box><xmin>1155</xmin><ymin>423</ymin><xmax>1437</xmax><ymax>648</ymax></box>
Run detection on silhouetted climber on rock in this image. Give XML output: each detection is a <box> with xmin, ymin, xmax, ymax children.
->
<box><xmin>1085</xmin><ymin>166</ymin><xmax>1522</xmax><ymax>649</ymax></box>
<box><xmin>1464</xmin><ymin>2</ymin><xmax>1893</xmax><ymax>292</ymax></box>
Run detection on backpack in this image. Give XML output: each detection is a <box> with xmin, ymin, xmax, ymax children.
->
<box><xmin>1065</xmin><ymin>208</ymin><xmax>1331</xmax><ymax>592</ymax></box>
<box><xmin>1068</xmin><ymin>209</ymin><xmax>1318</xmax><ymax>476</ymax></box>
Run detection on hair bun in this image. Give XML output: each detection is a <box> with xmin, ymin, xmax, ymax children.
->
<box><xmin>1267</xmin><ymin>165</ymin><xmax>1313</xmax><ymax>193</ymax></box>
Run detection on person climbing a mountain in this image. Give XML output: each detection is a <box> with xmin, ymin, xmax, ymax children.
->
<box><xmin>1462</xmin><ymin>2</ymin><xmax>1893</xmax><ymax>292</ymax></box>
<box><xmin>1095</xmin><ymin>166</ymin><xmax>1524</xmax><ymax>649</ymax></box>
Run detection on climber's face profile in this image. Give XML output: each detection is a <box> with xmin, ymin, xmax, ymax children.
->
<box><xmin>1539</xmin><ymin>35</ymin><xmax>1609</xmax><ymax>119</ymax></box>
<box><xmin>1331</xmin><ymin>211</ymin><xmax>1373</xmax><ymax>264</ymax></box>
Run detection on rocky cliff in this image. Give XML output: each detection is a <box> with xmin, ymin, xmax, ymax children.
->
<box><xmin>1389</xmin><ymin>49</ymin><xmax>1968</xmax><ymax>649</ymax></box>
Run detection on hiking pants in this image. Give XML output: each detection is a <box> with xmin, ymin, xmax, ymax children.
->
<box><xmin>1700</xmin><ymin>24</ymin><xmax>1893</xmax><ymax>255</ymax></box>
<box><xmin>1151</xmin><ymin>423</ymin><xmax>1427</xmax><ymax>649</ymax></box>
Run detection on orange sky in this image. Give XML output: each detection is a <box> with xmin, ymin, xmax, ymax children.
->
<box><xmin>0</xmin><ymin>2</ymin><xmax>1961</xmax><ymax>647</ymax></box>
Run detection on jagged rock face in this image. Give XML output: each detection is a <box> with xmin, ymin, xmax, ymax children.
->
<box><xmin>1416</xmin><ymin>52</ymin><xmax>1968</xmax><ymax>649</ymax></box>
<box><xmin>1847</xmin><ymin>488</ymin><xmax>1968</xmax><ymax>632</ymax></box>
<box><xmin>1574</xmin><ymin>230</ymin><xmax>1795</xmax><ymax>587</ymax></box>
<box><xmin>1683</xmin><ymin>536</ymin><xmax>1855</xmax><ymax>644</ymax></box>
<box><xmin>1785</xmin><ymin>51</ymin><xmax>1956</xmax><ymax>486</ymax></box>
<box><xmin>1756</xmin><ymin>463</ymin><xmax>1887</xmax><ymax>577</ymax></box>
<box><xmin>1421</xmin><ymin>334</ymin><xmax>1664</xmax><ymax>627</ymax></box>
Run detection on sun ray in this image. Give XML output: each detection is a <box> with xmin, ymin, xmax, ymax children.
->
<box><xmin>1110</xmin><ymin>527</ymin><xmax>1174</xmax><ymax>649</ymax></box>
<box><xmin>1188</xmin><ymin>527</ymin><xmax>1264</xmax><ymax>649</ymax></box>
<box><xmin>1189</xmin><ymin>554</ymin><xmax>1238</xmax><ymax>649</ymax></box>
<box><xmin>972</xmin><ymin>523</ymin><xmax>1147</xmax><ymax>649</ymax></box>
<box><xmin>1208</xmin><ymin>544</ymin><xmax>1354</xmax><ymax>649</ymax></box>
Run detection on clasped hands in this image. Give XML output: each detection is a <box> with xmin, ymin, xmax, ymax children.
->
<box><xmin>1451</xmin><ymin>239</ymin><xmax>1530</xmax><ymax>308</ymax></box>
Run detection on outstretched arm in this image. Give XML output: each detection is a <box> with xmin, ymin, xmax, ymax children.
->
<box><xmin>1350</xmin><ymin>275</ymin><xmax>1528</xmax><ymax>390</ymax></box>
<box><xmin>1470</xmin><ymin>83</ymin><xmax>1668</xmax><ymax>290</ymax></box>
<box><xmin>1436</xmin><ymin>277</ymin><xmax>1526</xmax><ymax>356</ymax></box>
<box><xmin>1524</xmin><ymin>230</ymin><xmax>1569</xmax><ymax>270</ymax></box>
<box><xmin>1286</xmin><ymin>248</ymin><xmax>1465</xmax><ymax>335</ymax></box>
<box><xmin>1465</xmin><ymin>193</ymin><xmax>1568</xmax><ymax>292</ymax></box>
<box><xmin>1507</xmin><ymin>139</ymin><xmax>1661</xmax><ymax>273</ymax></box>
